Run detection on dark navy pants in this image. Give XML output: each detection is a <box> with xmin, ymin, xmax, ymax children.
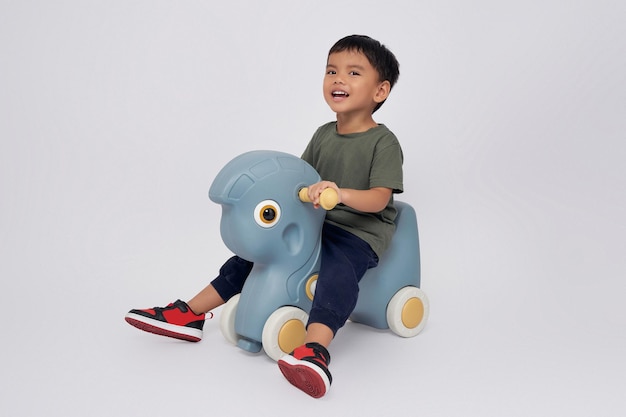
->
<box><xmin>211</xmin><ymin>222</ymin><xmax>379</xmax><ymax>336</ymax></box>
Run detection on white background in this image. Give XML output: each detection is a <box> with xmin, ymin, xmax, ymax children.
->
<box><xmin>1</xmin><ymin>1</ymin><xmax>624</xmax><ymax>416</ymax></box>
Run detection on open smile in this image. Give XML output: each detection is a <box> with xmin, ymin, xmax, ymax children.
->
<box><xmin>331</xmin><ymin>90</ymin><xmax>349</xmax><ymax>100</ymax></box>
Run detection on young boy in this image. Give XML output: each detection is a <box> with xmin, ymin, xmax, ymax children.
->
<box><xmin>125</xmin><ymin>34</ymin><xmax>402</xmax><ymax>398</ymax></box>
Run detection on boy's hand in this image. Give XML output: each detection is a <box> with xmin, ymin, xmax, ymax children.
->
<box><xmin>307</xmin><ymin>181</ymin><xmax>342</xmax><ymax>209</ymax></box>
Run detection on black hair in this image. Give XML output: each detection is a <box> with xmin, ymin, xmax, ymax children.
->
<box><xmin>328</xmin><ymin>35</ymin><xmax>400</xmax><ymax>112</ymax></box>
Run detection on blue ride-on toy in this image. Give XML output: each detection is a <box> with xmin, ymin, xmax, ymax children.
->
<box><xmin>209</xmin><ymin>150</ymin><xmax>429</xmax><ymax>361</ymax></box>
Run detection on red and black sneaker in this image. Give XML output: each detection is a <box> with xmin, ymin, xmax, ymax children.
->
<box><xmin>277</xmin><ymin>342</ymin><xmax>332</xmax><ymax>398</ymax></box>
<box><xmin>125</xmin><ymin>299</ymin><xmax>206</xmax><ymax>342</ymax></box>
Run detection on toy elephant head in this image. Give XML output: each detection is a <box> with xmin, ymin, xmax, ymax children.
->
<box><xmin>209</xmin><ymin>150</ymin><xmax>325</xmax><ymax>266</ymax></box>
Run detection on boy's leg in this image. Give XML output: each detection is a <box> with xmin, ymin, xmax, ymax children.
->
<box><xmin>186</xmin><ymin>283</ymin><xmax>224</xmax><ymax>316</ymax></box>
<box><xmin>189</xmin><ymin>256</ymin><xmax>254</xmax><ymax>314</ymax></box>
<box><xmin>308</xmin><ymin>222</ymin><xmax>378</xmax><ymax>336</ymax></box>
<box><xmin>304</xmin><ymin>323</ymin><xmax>333</xmax><ymax>347</ymax></box>
<box><xmin>125</xmin><ymin>256</ymin><xmax>253</xmax><ymax>341</ymax></box>
<box><xmin>278</xmin><ymin>223</ymin><xmax>378</xmax><ymax>397</ymax></box>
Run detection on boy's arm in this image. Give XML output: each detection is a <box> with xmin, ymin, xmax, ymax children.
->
<box><xmin>306</xmin><ymin>181</ymin><xmax>392</xmax><ymax>213</ymax></box>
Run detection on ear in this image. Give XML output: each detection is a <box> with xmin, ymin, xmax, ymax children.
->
<box><xmin>373</xmin><ymin>80</ymin><xmax>391</xmax><ymax>104</ymax></box>
<box><xmin>282</xmin><ymin>222</ymin><xmax>303</xmax><ymax>255</ymax></box>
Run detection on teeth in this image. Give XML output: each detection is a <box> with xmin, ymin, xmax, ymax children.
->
<box><xmin>332</xmin><ymin>91</ymin><xmax>348</xmax><ymax>96</ymax></box>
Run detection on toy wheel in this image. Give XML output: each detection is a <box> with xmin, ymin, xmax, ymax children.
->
<box><xmin>219</xmin><ymin>293</ymin><xmax>240</xmax><ymax>345</ymax></box>
<box><xmin>262</xmin><ymin>306</ymin><xmax>309</xmax><ymax>361</ymax></box>
<box><xmin>386</xmin><ymin>286</ymin><xmax>429</xmax><ymax>337</ymax></box>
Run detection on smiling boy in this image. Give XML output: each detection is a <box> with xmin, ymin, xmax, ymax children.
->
<box><xmin>125</xmin><ymin>35</ymin><xmax>402</xmax><ymax>398</ymax></box>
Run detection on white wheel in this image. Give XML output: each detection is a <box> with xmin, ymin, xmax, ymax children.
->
<box><xmin>262</xmin><ymin>306</ymin><xmax>309</xmax><ymax>361</ymax></box>
<box><xmin>219</xmin><ymin>293</ymin><xmax>240</xmax><ymax>345</ymax></box>
<box><xmin>387</xmin><ymin>286</ymin><xmax>429</xmax><ymax>337</ymax></box>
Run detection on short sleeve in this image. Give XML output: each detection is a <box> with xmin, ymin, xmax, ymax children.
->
<box><xmin>370</xmin><ymin>135</ymin><xmax>404</xmax><ymax>193</ymax></box>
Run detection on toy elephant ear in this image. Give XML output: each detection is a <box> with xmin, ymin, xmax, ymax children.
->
<box><xmin>281</xmin><ymin>222</ymin><xmax>304</xmax><ymax>255</ymax></box>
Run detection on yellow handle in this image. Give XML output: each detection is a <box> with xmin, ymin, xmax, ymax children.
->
<box><xmin>298</xmin><ymin>187</ymin><xmax>339</xmax><ymax>210</ymax></box>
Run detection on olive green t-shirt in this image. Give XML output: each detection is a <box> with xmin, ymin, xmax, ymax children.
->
<box><xmin>301</xmin><ymin>122</ymin><xmax>404</xmax><ymax>257</ymax></box>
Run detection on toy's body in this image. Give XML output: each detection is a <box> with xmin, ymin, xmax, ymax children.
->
<box><xmin>209</xmin><ymin>150</ymin><xmax>428</xmax><ymax>360</ymax></box>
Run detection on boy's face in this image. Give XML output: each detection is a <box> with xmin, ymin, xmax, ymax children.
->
<box><xmin>323</xmin><ymin>50</ymin><xmax>389</xmax><ymax>117</ymax></box>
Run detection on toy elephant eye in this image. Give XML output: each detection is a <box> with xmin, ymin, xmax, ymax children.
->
<box><xmin>254</xmin><ymin>200</ymin><xmax>281</xmax><ymax>228</ymax></box>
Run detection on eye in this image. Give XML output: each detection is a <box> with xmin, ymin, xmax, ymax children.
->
<box><xmin>349</xmin><ymin>71</ymin><xmax>360</xmax><ymax>76</ymax></box>
<box><xmin>326</xmin><ymin>70</ymin><xmax>336</xmax><ymax>75</ymax></box>
<box><xmin>254</xmin><ymin>200</ymin><xmax>281</xmax><ymax>228</ymax></box>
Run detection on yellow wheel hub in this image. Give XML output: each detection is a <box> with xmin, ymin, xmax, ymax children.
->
<box><xmin>305</xmin><ymin>274</ymin><xmax>318</xmax><ymax>301</ymax></box>
<box><xmin>401</xmin><ymin>297</ymin><xmax>424</xmax><ymax>329</ymax></box>
<box><xmin>278</xmin><ymin>319</ymin><xmax>306</xmax><ymax>354</ymax></box>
